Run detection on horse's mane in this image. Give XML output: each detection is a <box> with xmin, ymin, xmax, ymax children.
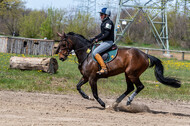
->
<box><xmin>67</xmin><ymin>32</ymin><xmax>91</xmax><ymax>44</ymax></box>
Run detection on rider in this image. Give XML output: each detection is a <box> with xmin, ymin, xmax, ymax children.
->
<box><xmin>91</xmin><ymin>7</ymin><xmax>114</xmax><ymax>75</ymax></box>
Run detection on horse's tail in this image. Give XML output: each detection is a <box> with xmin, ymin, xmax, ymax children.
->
<box><xmin>148</xmin><ymin>55</ymin><xmax>181</xmax><ymax>88</ymax></box>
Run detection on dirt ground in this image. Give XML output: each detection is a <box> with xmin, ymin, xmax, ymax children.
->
<box><xmin>0</xmin><ymin>91</ymin><xmax>190</xmax><ymax>126</ymax></box>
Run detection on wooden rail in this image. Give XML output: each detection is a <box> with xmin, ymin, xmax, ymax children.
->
<box><xmin>120</xmin><ymin>46</ymin><xmax>190</xmax><ymax>61</ymax></box>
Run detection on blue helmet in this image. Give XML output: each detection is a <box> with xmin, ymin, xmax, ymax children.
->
<box><xmin>99</xmin><ymin>8</ymin><xmax>111</xmax><ymax>16</ymax></box>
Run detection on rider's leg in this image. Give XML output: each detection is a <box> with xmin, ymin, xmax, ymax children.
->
<box><xmin>93</xmin><ymin>41</ymin><xmax>113</xmax><ymax>74</ymax></box>
<box><xmin>94</xmin><ymin>53</ymin><xmax>107</xmax><ymax>74</ymax></box>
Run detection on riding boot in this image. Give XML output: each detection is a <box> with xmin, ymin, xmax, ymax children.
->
<box><xmin>95</xmin><ymin>54</ymin><xmax>108</xmax><ymax>75</ymax></box>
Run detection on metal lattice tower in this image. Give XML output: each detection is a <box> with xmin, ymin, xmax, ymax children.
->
<box><xmin>114</xmin><ymin>0</ymin><xmax>171</xmax><ymax>53</ymax></box>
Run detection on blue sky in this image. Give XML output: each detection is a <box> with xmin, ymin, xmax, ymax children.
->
<box><xmin>23</xmin><ymin>0</ymin><xmax>114</xmax><ymax>19</ymax></box>
<box><xmin>24</xmin><ymin>0</ymin><xmax>176</xmax><ymax>10</ymax></box>
<box><xmin>23</xmin><ymin>0</ymin><xmax>123</xmax><ymax>11</ymax></box>
<box><xmin>24</xmin><ymin>0</ymin><xmax>76</xmax><ymax>10</ymax></box>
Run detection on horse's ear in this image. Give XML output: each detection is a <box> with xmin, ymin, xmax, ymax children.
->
<box><xmin>57</xmin><ymin>31</ymin><xmax>66</xmax><ymax>39</ymax></box>
<box><xmin>62</xmin><ymin>31</ymin><xmax>66</xmax><ymax>37</ymax></box>
<box><xmin>57</xmin><ymin>32</ymin><xmax>62</xmax><ymax>37</ymax></box>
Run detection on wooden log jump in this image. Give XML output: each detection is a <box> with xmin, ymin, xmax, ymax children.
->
<box><xmin>10</xmin><ymin>56</ymin><xmax>58</xmax><ymax>74</ymax></box>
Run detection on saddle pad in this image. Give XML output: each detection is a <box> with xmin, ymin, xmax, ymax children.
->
<box><xmin>92</xmin><ymin>44</ymin><xmax>118</xmax><ymax>63</ymax></box>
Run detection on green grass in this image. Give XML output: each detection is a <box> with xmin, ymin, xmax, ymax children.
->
<box><xmin>0</xmin><ymin>52</ymin><xmax>190</xmax><ymax>101</ymax></box>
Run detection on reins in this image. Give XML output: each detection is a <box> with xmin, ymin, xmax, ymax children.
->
<box><xmin>74</xmin><ymin>43</ymin><xmax>93</xmax><ymax>53</ymax></box>
<box><xmin>74</xmin><ymin>43</ymin><xmax>94</xmax><ymax>67</ymax></box>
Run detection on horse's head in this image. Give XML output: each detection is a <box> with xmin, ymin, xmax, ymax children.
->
<box><xmin>54</xmin><ymin>31</ymin><xmax>73</xmax><ymax>61</ymax></box>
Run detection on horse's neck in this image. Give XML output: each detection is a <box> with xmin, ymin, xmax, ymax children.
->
<box><xmin>74</xmin><ymin>43</ymin><xmax>89</xmax><ymax>65</ymax></box>
<box><xmin>75</xmin><ymin>50</ymin><xmax>88</xmax><ymax>64</ymax></box>
<box><xmin>69</xmin><ymin>35</ymin><xmax>90</xmax><ymax>65</ymax></box>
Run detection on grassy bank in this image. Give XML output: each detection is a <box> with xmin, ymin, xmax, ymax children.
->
<box><xmin>0</xmin><ymin>52</ymin><xmax>190</xmax><ymax>101</ymax></box>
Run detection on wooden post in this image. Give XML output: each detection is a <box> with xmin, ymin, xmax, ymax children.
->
<box><xmin>10</xmin><ymin>56</ymin><xmax>58</xmax><ymax>74</ymax></box>
<box><xmin>182</xmin><ymin>52</ymin><xmax>185</xmax><ymax>61</ymax></box>
<box><xmin>145</xmin><ymin>49</ymin><xmax>149</xmax><ymax>54</ymax></box>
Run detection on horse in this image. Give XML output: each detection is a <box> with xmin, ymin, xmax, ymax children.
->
<box><xmin>55</xmin><ymin>31</ymin><xmax>181</xmax><ymax>108</ymax></box>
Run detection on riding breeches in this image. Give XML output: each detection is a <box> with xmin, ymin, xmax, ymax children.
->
<box><xmin>92</xmin><ymin>41</ymin><xmax>113</xmax><ymax>56</ymax></box>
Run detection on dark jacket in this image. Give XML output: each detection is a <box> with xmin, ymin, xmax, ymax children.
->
<box><xmin>94</xmin><ymin>17</ymin><xmax>114</xmax><ymax>42</ymax></box>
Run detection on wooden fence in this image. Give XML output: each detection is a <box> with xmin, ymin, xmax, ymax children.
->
<box><xmin>0</xmin><ymin>36</ymin><xmax>54</xmax><ymax>56</ymax></box>
<box><xmin>121</xmin><ymin>46</ymin><xmax>190</xmax><ymax>61</ymax></box>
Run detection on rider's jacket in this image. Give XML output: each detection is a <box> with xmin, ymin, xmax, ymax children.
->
<box><xmin>95</xmin><ymin>17</ymin><xmax>114</xmax><ymax>42</ymax></box>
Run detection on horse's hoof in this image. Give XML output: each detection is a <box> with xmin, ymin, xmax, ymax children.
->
<box><xmin>112</xmin><ymin>102</ymin><xmax>120</xmax><ymax>111</ymax></box>
<box><xmin>88</xmin><ymin>96</ymin><xmax>94</xmax><ymax>101</ymax></box>
<box><xmin>126</xmin><ymin>101</ymin><xmax>131</xmax><ymax>106</ymax></box>
<box><xmin>112</xmin><ymin>102</ymin><xmax>119</xmax><ymax>108</ymax></box>
<box><xmin>105</xmin><ymin>105</ymin><xmax>110</xmax><ymax>109</ymax></box>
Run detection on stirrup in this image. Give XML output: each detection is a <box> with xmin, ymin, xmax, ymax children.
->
<box><xmin>97</xmin><ymin>68</ymin><xmax>108</xmax><ymax>75</ymax></box>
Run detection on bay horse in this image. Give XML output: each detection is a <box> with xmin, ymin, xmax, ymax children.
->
<box><xmin>55</xmin><ymin>31</ymin><xmax>181</xmax><ymax>108</ymax></box>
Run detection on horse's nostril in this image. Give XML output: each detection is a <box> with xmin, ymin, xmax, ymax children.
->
<box><xmin>60</xmin><ymin>58</ymin><xmax>64</xmax><ymax>61</ymax></box>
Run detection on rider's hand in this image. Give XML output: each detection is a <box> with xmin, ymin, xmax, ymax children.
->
<box><xmin>90</xmin><ymin>38</ymin><xmax>98</xmax><ymax>43</ymax></box>
<box><xmin>95</xmin><ymin>39</ymin><xmax>98</xmax><ymax>43</ymax></box>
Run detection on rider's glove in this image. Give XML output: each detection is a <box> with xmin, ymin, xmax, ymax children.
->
<box><xmin>95</xmin><ymin>39</ymin><xmax>98</xmax><ymax>43</ymax></box>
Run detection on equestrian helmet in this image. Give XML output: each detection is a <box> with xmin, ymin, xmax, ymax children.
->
<box><xmin>99</xmin><ymin>8</ymin><xmax>111</xmax><ymax>16</ymax></box>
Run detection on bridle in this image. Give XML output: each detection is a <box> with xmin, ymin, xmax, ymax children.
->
<box><xmin>58</xmin><ymin>38</ymin><xmax>72</xmax><ymax>58</ymax></box>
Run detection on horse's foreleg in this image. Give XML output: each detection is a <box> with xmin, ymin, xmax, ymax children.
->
<box><xmin>89</xmin><ymin>79</ymin><xmax>105</xmax><ymax>108</ymax></box>
<box><xmin>127</xmin><ymin>78</ymin><xmax>144</xmax><ymax>105</ymax></box>
<box><xmin>77</xmin><ymin>77</ymin><xmax>90</xmax><ymax>100</ymax></box>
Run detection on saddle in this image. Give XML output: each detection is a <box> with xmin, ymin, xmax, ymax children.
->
<box><xmin>92</xmin><ymin>44</ymin><xmax>118</xmax><ymax>63</ymax></box>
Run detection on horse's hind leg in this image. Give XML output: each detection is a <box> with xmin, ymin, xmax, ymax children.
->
<box><xmin>127</xmin><ymin>78</ymin><xmax>144</xmax><ymax>105</ymax></box>
<box><xmin>113</xmin><ymin>73</ymin><xmax>134</xmax><ymax>108</ymax></box>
